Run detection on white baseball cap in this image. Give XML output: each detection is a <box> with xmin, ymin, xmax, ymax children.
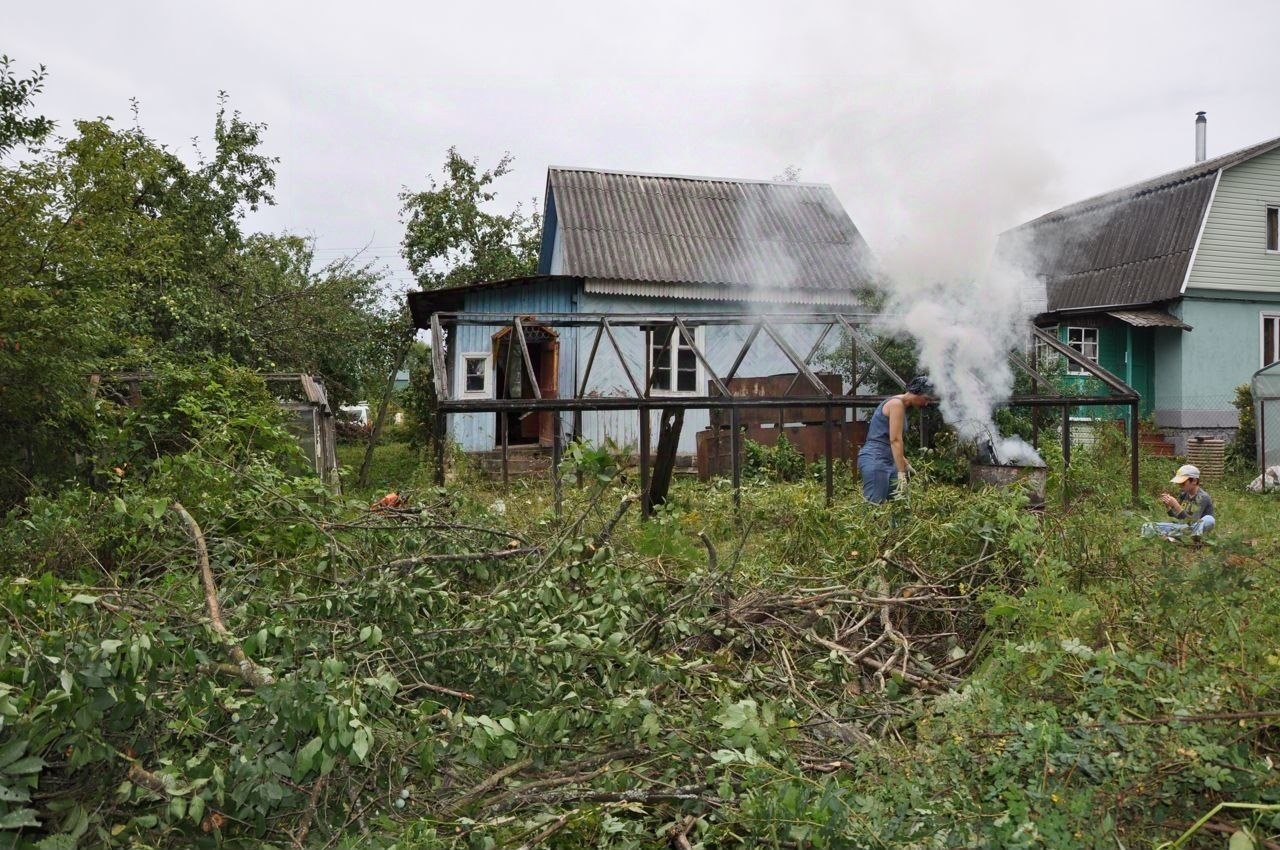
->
<box><xmin>1170</xmin><ymin>464</ymin><xmax>1201</xmax><ymax>484</ymax></box>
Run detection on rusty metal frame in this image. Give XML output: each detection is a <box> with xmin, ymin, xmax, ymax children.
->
<box><xmin>426</xmin><ymin>312</ymin><xmax>1143</xmax><ymax>508</ymax></box>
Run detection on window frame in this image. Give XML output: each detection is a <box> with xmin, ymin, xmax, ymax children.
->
<box><xmin>1262</xmin><ymin>312</ymin><xmax>1280</xmax><ymax>369</ymax></box>
<box><xmin>1033</xmin><ymin>325</ymin><xmax>1063</xmax><ymax>373</ymax></box>
<box><xmin>460</xmin><ymin>352</ymin><xmax>491</xmax><ymax>398</ymax></box>
<box><xmin>645</xmin><ymin>323</ymin><xmax>705</xmax><ymax>396</ymax></box>
<box><xmin>1064</xmin><ymin>326</ymin><xmax>1100</xmax><ymax>376</ymax></box>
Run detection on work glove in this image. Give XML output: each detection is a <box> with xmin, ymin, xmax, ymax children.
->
<box><xmin>905</xmin><ymin>462</ymin><xmax>917</xmax><ymax>480</ymax></box>
<box><xmin>892</xmin><ymin>476</ymin><xmax>909</xmax><ymax>501</ymax></box>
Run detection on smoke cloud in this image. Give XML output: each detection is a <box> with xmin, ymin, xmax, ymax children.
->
<box><xmin>748</xmin><ymin>42</ymin><xmax>1067</xmax><ymax>466</ymax></box>
<box><xmin>876</xmin><ymin>235</ymin><xmax>1047</xmax><ymax>465</ymax></box>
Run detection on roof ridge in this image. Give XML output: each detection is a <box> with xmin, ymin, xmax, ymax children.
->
<box><xmin>1015</xmin><ymin>134</ymin><xmax>1280</xmax><ymax>230</ymax></box>
<box><xmin>558</xmin><ymin>224</ymin><xmax>855</xmax><ymax>244</ymax></box>
<box><xmin>548</xmin><ymin>164</ymin><xmax>834</xmax><ymax>190</ymax></box>
<box><xmin>1047</xmin><ymin>248</ymin><xmax>1193</xmax><ymax>282</ymax></box>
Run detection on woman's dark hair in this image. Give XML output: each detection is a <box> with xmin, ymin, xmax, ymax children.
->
<box><xmin>906</xmin><ymin>376</ymin><xmax>936</xmax><ymax>396</ymax></box>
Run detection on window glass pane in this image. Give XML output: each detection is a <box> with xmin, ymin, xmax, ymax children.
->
<box><xmin>464</xmin><ymin>357</ymin><xmax>485</xmax><ymax>393</ymax></box>
<box><xmin>1268</xmin><ymin>208</ymin><xmax>1278</xmax><ymax>251</ymax></box>
<box><xmin>676</xmin><ymin>348</ymin><xmax>697</xmax><ymax>392</ymax></box>
<box><xmin>1266</xmin><ymin>317</ymin><xmax>1277</xmax><ymax>367</ymax></box>
<box><xmin>1066</xmin><ymin>327</ymin><xmax>1097</xmax><ymax>374</ymax></box>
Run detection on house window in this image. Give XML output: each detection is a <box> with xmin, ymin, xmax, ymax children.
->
<box><xmin>646</xmin><ymin>324</ymin><xmax>702</xmax><ymax>394</ymax></box>
<box><xmin>1065</xmin><ymin>326</ymin><xmax>1099</xmax><ymax>375</ymax></box>
<box><xmin>1263</xmin><ymin>314</ymin><xmax>1280</xmax><ymax>368</ymax></box>
<box><xmin>461</xmin><ymin>354</ymin><xmax>490</xmax><ymax>397</ymax></box>
<box><xmin>1268</xmin><ymin>207</ymin><xmax>1279</xmax><ymax>252</ymax></box>
<box><xmin>1033</xmin><ymin>326</ymin><xmax>1063</xmax><ymax>372</ymax></box>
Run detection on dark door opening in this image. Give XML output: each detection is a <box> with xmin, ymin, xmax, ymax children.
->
<box><xmin>493</xmin><ymin>324</ymin><xmax>559</xmax><ymax>447</ymax></box>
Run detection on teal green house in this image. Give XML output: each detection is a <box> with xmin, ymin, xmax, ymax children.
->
<box><xmin>998</xmin><ymin>131</ymin><xmax>1280</xmax><ymax>453</ymax></box>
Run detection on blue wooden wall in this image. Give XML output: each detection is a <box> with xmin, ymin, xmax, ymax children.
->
<box><xmin>445</xmin><ymin>281</ymin><xmax>855</xmax><ymax>454</ymax></box>
<box><xmin>448</xmin><ymin>280</ymin><xmax>577</xmax><ymax>450</ymax></box>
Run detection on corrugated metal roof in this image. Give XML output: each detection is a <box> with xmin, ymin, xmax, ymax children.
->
<box><xmin>997</xmin><ymin>135</ymin><xmax>1280</xmax><ymax>312</ymax></box>
<box><xmin>1105</xmin><ymin>309</ymin><xmax>1193</xmax><ymax>330</ymax></box>
<box><xmin>582</xmin><ymin>279</ymin><xmax>864</xmax><ymax>305</ymax></box>
<box><xmin>547</xmin><ymin>167</ymin><xmax>876</xmax><ymax>293</ymax></box>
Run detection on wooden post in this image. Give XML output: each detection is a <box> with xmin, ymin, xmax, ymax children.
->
<box><xmin>433</xmin><ymin>406</ymin><xmax>446</xmax><ymax>486</ymax></box>
<box><xmin>639</xmin><ymin>410</ymin><xmax>652</xmax><ymax>519</ymax></box>
<box><xmin>1061</xmin><ymin>405</ymin><xmax>1071</xmax><ymax>509</ymax></box>
<box><xmin>500</xmin><ymin>412</ymin><xmax>509</xmax><ymax>489</ymax></box>
<box><xmin>1129</xmin><ymin>399</ymin><xmax>1140</xmax><ymax>507</ymax></box>
<box><xmin>649</xmin><ymin>408</ymin><xmax>684</xmax><ymax>509</ymax></box>
<box><xmin>824</xmin><ymin>404</ymin><xmax>834</xmax><ymax>506</ymax></box>
<box><xmin>552</xmin><ymin>413</ymin><xmax>563</xmax><ymax>519</ymax></box>
<box><xmin>730</xmin><ymin>407</ymin><xmax>742</xmax><ymax>512</ymax></box>
<box><xmin>1030</xmin><ymin>340</ymin><xmax>1040</xmax><ymax>450</ymax></box>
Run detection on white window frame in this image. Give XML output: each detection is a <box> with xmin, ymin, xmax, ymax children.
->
<box><xmin>460</xmin><ymin>353</ymin><xmax>491</xmax><ymax>398</ymax></box>
<box><xmin>1262</xmin><ymin>312</ymin><xmax>1280</xmax><ymax>368</ymax></box>
<box><xmin>1064</xmin><ymin>326</ymin><xmax>1099</xmax><ymax>376</ymax></box>
<box><xmin>1033</xmin><ymin>325</ymin><xmax>1063</xmax><ymax>372</ymax></box>
<box><xmin>645</xmin><ymin>323</ymin><xmax>705</xmax><ymax>396</ymax></box>
<box><xmin>1267</xmin><ymin>205</ymin><xmax>1279</xmax><ymax>253</ymax></box>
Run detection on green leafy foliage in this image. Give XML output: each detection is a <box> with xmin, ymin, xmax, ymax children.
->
<box><xmin>742</xmin><ymin>433</ymin><xmax>807</xmax><ymax>482</ymax></box>
<box><xmin>399</xmin><ymin>148</ymin><xmax>541</xmax><ymax>290</ymax></box>
<box><xmin>0</xmin><ymin>79</ymin><xmax>396</xmax><ymax>507</ymax></box>
<box><xmin>1228</xmin><ymin>384</ymin><xmax>1257</xmax><ymax>471</ymax></box>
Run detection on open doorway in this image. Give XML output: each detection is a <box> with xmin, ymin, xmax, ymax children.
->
<box><xmin>492</xmin><ymin>323</ymin><xmax>559</xmax><ymax>446</ymax></box>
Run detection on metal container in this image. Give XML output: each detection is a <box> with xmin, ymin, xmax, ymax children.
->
<box><xmin>969</xmin><ymin>463</ymin><xmax>1047</xmax><ymax>508</ymax></box>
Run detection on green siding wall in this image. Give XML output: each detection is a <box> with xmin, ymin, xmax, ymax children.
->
<box><xmin>1058</xmin><ymin>324</ymin><xmax>1152</xmax><ymax>419</ymax></box>
<box><xmin>1186</xmin><ymin>148</ymin><xmax>1280</xmax><ymax>294</ymax></box>
<box><xmin>1175</xmin><ymin>292</ymin><xmax>1280</xmax><ymax>414</ymax></box>
<box><xmin>1152</xmin><ymin>326</ymin><xmax>1184</xmax><ymax>409</ymax></box>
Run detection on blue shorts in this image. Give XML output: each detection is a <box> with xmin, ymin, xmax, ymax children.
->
<box><xmin>858</xmin><ymin>460</ymin><xmax>898</xmax><ymax>504</ymax></box>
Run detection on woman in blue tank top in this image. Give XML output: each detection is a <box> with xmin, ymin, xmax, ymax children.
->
<box><xmin>857</xmin><ymin>376</ymin><xmax>936</xmax><ymax>504</ymax></box>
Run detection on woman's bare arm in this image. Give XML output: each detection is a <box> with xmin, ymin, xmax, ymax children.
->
<box><xmin>886</xmin><ymin>398</ymin><xmax>907</xmax><ymax>475</ymax></box>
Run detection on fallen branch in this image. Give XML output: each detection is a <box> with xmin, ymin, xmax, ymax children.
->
<box><xmin>293</xmin><ymin>777</ymin><xmax>328</xmax><ymax>849</ymax></box>
<box><xmin>592</xmin><ymin>494</ymin><xmax>637</xmax><ymax>551</ymax></box>
<box><xmin>697</xmin><ymin>532</ymin><xmax>717</xmax><ymax>573</ymax></box>
<box><xmin>403</xmin><ymin>681</ymin><xmax>475</xmax><ymax>701</ymax></box>
<box><xmin>382</xmin><ymin>547</ymin><xmax>538</xmax><ymax>570</ymax></box>
<box><xmin>441</xmin><ymin>758</ymin><xmax>534</xmax><ymax>817</ymax></box>
<box><xmin>533</xmin><ymin>784</ymin><xmax>714</xmax><ymax>807</ymax></box>
<box><xmin>975</xmin><ymin>709</ymin><xmax>1280</xmax><ymax>740</ymax></box>
<box><xmin>482</xmin><ymin>766</ymin><xmax>611</xmax><ymax>816</ymax></box>
<box><xmin>128</xmin><ymin>763</ymin><xmax>173</xmax><ymax>797</ymax></box>
<box><xmin>171</xmin><ymin>501</ymin><xmax>274</xmax><ymax>687</ymax></box>
<box><xmin>514</xmin><ymin>809</ymin><xmax>576</xmax><ymax>850</ymax></box>
<box><xmin>669</xmin><ymin>814</ymin><xmax>695</xmax><ymax>850</ymax></box>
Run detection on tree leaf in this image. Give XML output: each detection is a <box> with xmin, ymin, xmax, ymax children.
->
<box><xmin>351</xmin><ymin>728</ymin><xmax>371</xmax><ymax>762</ymax></box>
<box><xmin>0</xmin><ymin>738</ymin><xmax>27</xmax><ymax>770</ymax></box>
<box><xmin>4</xmin><ymin>756</ymin><xmax>46</xmax><ymax>776</ymax></box>
<box><xmin>0</xmin><ymin>783</ymin><xmax>31</xmax><ymax>802</ymax></box>
<box><xmin>188</xmin><ymin>793</ymin><xmax>205</xmax><ymax>825</ymax></box>
<box><xmin>1230</xmin><ymin>830</ymin><xmax>1257</xmax><ymax>850</ymax></box>
<box><xmin>0</xmin><ymin>808</ymin><xmax>41</xmax><ymax>829</ymax></box>
<box><xmin>295</xmin><ymin>737</ymin><xmax>323</xmax><ymax>777</ymax></box>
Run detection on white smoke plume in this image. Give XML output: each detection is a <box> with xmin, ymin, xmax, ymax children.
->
<box><xmin>873</xmin><ymin>208</ymin><xmax>1050</xmax><ymax>467</ymax></box>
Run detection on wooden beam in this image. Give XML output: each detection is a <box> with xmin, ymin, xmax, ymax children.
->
<box><xmin>513</xmin><ymin>318</ymin><xmax>542</xmax><ymax>400</ymax></box>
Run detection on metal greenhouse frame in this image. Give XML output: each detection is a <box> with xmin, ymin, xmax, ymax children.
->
<box><xmin>424</xmin><ymin>311</ymin><xmax>1142</xmax><ymax>514</ymax></box>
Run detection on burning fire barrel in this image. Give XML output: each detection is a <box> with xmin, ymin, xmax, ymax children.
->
<box><xmin>969</xmin><ymin>437</ymin><xmax>1047</xmax><ymax>508</ymax></box>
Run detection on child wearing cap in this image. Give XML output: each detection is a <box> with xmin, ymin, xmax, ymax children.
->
<box><xmin>1141</xmin><ymin>464</ymin><xmax>1216</xmax><ymax>542</ymax></box>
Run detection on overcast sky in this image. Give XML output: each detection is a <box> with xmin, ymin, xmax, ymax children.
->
<box><xmin>12</xmin><ymin>0</ymin><xmax>1280</xmax><ymax>290</ymax></box>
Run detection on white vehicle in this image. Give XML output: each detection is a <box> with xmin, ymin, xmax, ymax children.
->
<box><xmin>338</xmin><ymin>403</ymin><xmax>371</xmax><ymax>427</ymax></box>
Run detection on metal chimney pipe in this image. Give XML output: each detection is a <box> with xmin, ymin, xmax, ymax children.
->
<box><xmin>1195</xmin><ymin>111</ymin><xmax>1207</xmax><ymax>163</ymax></box>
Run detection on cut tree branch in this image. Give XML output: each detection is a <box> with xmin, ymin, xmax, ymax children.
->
<box><xmin>171</xmin><ymin>501</ymin><xmax>274</xmax><ymax>687</ymax></box>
